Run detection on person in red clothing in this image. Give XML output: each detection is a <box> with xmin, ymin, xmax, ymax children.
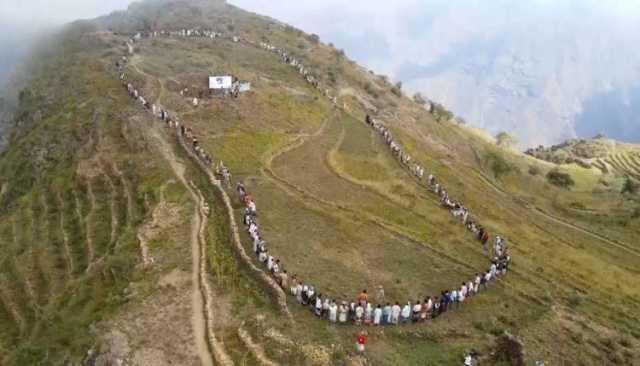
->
<box><xmin>356</xmin><ymin>331</ymin><xmax>367</xmax><ymax>353</ymax></box>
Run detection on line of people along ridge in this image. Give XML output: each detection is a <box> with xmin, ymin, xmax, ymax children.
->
<box><xmin>116</xmin><ymin>28</ymin><xmax>512</xmax><ymax>326</ymax></box>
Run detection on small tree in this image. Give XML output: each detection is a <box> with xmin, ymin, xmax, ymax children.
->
<box><xmin>496</xmin><ymin>131</ymin><xmax>518</xmax><ymax>148</ymax></box>
<box><xmin>621</xmin><ymin>177</ymin><xmax>639</xmax><ymax>195</ymax></box>
<box><xmin>391</xmin><ymin>81</ymin><xmax>403</xmax><ymax>97</ymax></box>
<box><xmin>546</xmin><ymin>169</ymin><xmax>575</xmax><ymax>189</ymax></box>
<box><xmin>308</xmin><ymin>33</ymin><xmax>320</xmax><ymax>44</ymax></box>
<box><xmin>528</xmin><ymin>165</ymin><xmax>541</xmax><ymax>176</ymax></box>
<box><xmin>413</xmin><ymin>92</ymin><xmax>426</xmax><ymax>105</ymax></box>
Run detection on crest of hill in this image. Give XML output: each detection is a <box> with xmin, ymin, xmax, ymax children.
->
<box><xmin>525</xmin><ymin>136</ymin><xmax>640</xmax><ymax>178</ymax></box>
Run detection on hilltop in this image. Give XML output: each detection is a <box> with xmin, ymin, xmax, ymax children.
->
<box><xmin>0</xmin><ymin>0</ymin><xmax>639</xmax><ymax>365</ymax></box>
<box><xmin>526</xmin><ymin>136</ymin><xmax>640</xmax><ymax>180</ymax></box>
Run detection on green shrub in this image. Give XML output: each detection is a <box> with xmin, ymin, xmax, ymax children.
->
<box><xmin>546</xmin><ymin>169</ymin><xmax>575</xmax><ymax>189</ymax></box>
<box><xmin>567</xmin><ymin>291</ymin><xmax>583</xmax><ymax>309</ymax></box>
<box><xmin>528</xmin><ymin>165</ymin><xmax>541</xmax><ymax>175</ymax></box>
<box><xmin>621</xmin><ymin>177</ymin><xmax>639</xmax><ymax>195</ymax></box>
<box><xmin>307</xmin><ymin>33</ymin><xmax>320</xmax><ymax>44</ymax></box>
<box><xmin>496</xmin><ymin>131</ymin><xmax>518</xmax><ymax>147</ymax></box>
<box><xmin>363</xmin><ymin>82</ymin><xmax>378</xmax><ymax>98</ymax></box>
<box><xmin>486</xmin><ymin>152</ymin><xmax>513</xmax><ymax>179</ymax></box>
<box><xmin>413</xmin><ymin>92</ymin><xmax>426</xmax><ymax>105</ymax></box>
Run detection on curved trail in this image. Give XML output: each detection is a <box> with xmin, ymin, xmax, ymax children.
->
<box><xmin>177</xmin><ymin>130</ymin><xmax>292</xmax><ymax>320</ymax></box>
<box><xmin>144</xmin><ymin>120</ymin><xmax>232</xmax><ymax>366</ymax></box>
<box><xmin>473</xmin><ymin>167</ymin><xmax>640</xmax><ymax>258</ymax></box>
<box><xmin>56</xmin><ymin>191</ymin><xmax>74</xmax><ymax>277</ymax></box>
<box><xmin>83</xmin><ymin>180</ymin><xmax>97</xmax><ymax>272</ymax></box>
<box><xmin>238</xmin><ymin>324</ymin><xmax>278</xmax><ymax>366</ymax></box>
<box><xmin>261</xmin><ymin>118</ymin><xmax>482</xmax><ymax>271</ymax></box>
<box><xmin>262</xmin><ymin>118</ymin><xmax>551</xmax><ymax>307</ymax></box>
<box><xmin>132</xmin><ymin>47</ymin><xmax>292</xmax><ymax>318</ymax></box>
<box><xmin>342</xmin><ymin>107</ymin><xmax>639</xmax><ymax>258</ymax></box>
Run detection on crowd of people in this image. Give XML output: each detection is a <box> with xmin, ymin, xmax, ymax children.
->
<box><xmin>117</xmin><ymin>42</ymin><xmax>217</xmax><ymax>171</ymax></box>
<box><xmin>365</xmin><ymin>114</ymin><xmax>512</xmax><ymax>261</ymax></box>
<box><xmin>116</xmin><ymin>29</ymin><xmax>512</xmax><ymax>330</ymax></box>
<box><xmin>126</xmin><ymin>28</ymin><xmax>339</xmax><ymax>104</ymax></box>
<box><xmin>236</xmin><ymin>157</ymin><xmax>511</xmax><ymax>328</ymax></box>
<box><xmin>259</xmin><ymin>41</ymin><xmax>338</xmax><ymax>105</ymax></box>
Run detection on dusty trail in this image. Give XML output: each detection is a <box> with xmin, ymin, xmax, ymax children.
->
<box><xmin>473</xmin><ymin>167</ymin><xmax>640</xmax><ymax>258</ymax></box>
<box><xmin>0</xmin><ymin>279</ymin><xmax>25</xmax><ymax>333</ymax></box>
<box><xmin>132</xmin><ymin>37</ymin><xmax>293</xmax><ymax>318</ymax></box>
<box><xmin>56</xmin><ymin>191</ymin><xmax>74</xmax><ymax>277</ymax></box>
<box><xmin>144</xmin><ymin>119</ymin><xmax>231</xmax><ymax>366</ymax></box>
<box><xmin>261</xmin><ymin>119</ymin><xmax>551</xmax><ymax>306</ymax></box>
<box><xmin>100</xmin><ymin>164</ymin><xmax>120</xmax><ymax>252</ymax></box>
<box><xmin>111</xmin><ymin>162</ymin><xmax>134</xmax><ymax>232</ymax></box>
<box><xmin>11</xmin><ymin>217</ymin><xmax>39</xmax><ymax>316</ymax></box>
<box><xmin>238</xmin><ymin>324</ymin><xmax>278</xmax><ymax>366</ymax></box>
<box><xmin>84</xmin><ymin>180</ymin><xmax>97</xmax><ymax>271</ymax></box>
<box><xmin>178</xmin><ymin>129</ymin><xmax>293</xmax><ymax>320</ymax></box>
<box><xmin>129</xmin><ymin>49</ymin><xmax>270</xmax><ymax>363</ymax></box>
<box><xmin>261</xmin><ymin>122</ymin><xmax>480</xmax><ymax>274</ymax></box>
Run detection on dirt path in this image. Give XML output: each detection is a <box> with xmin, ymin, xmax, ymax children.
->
<box><xmin>474</xmin><ymin>167</ymin><xmax>640</xmax><ymax>258</ymax></box>
<box><xmin>143</xmin><ymin>120</ymin><xmax>232</xmax><ymax>366</ymax></box>
<box><xmin>112</xmin><ymin>162</ymin><xmax>134</xmax><ymax>231</ymax></box>
<box><xmin>238</xmin><ymin>324</ymin><xmax>278</xmax><ymax>366</ymax></box>
<box><xmin>100</xmin><ymin>164</ymin><xmax>120</xmax><ymax>252</ymax></box>
<box><xmin>56</xmin><ymin>191</ymin><xmax>74</xmax><ymax>277</ymax></box>
<box><xmin>0</xmin><ymin>276</ymin><xmax>25</xmax><ymax>333</ymax></box>
<box><xmin>11</xmin><ymin>218</ymin><xmax>38</xmax><ymax>308</ymax></box>
<box><xmin>261</xmin><ymin>120</ymin><xmax>479</xmax><ymax>273</ymax></box>
<box><xmin>178</xmin><ymin>130</ymin><xmax>293</xmax><ymax>320</ymax></box>
<box><xmin>84</xmin><ymin>179</ymin><xmax>97</xmax><ymax>271</ymax></box>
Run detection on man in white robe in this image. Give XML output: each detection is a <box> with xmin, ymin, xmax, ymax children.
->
<box><xmin>329</xmin><ymin>302</ymin><xmax>338</xmax><ymax>323</ymax></box>
<box><xmin>391</xmin><ymin>302</ymin><xmax>401</xmax><ymax>325</ymax></box>
<box><xmin>373</xmin><ymin>305</ymin><xmax>382</xmax><ymax>325</ymax></box>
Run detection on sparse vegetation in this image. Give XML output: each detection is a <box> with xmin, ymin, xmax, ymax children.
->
<box><xmin>413</xmin><ymin>92</ymin><xmax>426</xmax><ymax>105</ymax></box>
<box><xmin>496</xmin><ymin>131</ymin><xmax>518</xmax><ymax>147</ymax></box>
<box><xmin>486</xmin><ymin>151</ymin><xmax>515</xmax><ymax>179</ymax></box>
<box><xmin>528</xmin><ymin>165</ymin><xmax>541</xmax><ymax>176</ymax></box>
<box><xmin>621</xmin><ymin>177</ymin><xmax>639</xmax><ymax>195</ymax></box>
<box><xmin>391</xmin><ymin>81</ymin><xmax>403</xmax><ymax>97</ymax></box>
<box><xmin>546</xmin><ymin>169</ymin><xmax>575</xmax><ymax>189</ymax></box>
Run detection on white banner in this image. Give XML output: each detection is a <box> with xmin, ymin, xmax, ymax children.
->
<box><xmin>239</xmin><ymin>82</ymin><xmax>251</xmax><ymax>92</ymax></box>
<box><xmin>209</xmin><ymin>76</ymin><xmax>233</xmax><ymax>89</ymax></box>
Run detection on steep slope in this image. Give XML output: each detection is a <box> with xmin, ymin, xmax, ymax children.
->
<box><xmin>0</xmin><ymin>0</ymin><xmax>639</xmax><ymax>365</ymax></box>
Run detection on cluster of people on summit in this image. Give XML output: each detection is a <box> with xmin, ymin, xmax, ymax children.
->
<box><xmin>116</xmin><ymin>27</ymin><xmax>513</xmax><ymax>333</ymax></box>
<box><xmin>260</xmin><ymin>40</ymin><xmax>338</xmax><ymax>105</ymax></box>
<box><xmin>118</xmin><ymin>41</ymin><xmax>216</xmax><ymax>170</ymax></box>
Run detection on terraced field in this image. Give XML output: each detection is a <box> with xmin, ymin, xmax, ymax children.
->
<box><xmin>606</xmin><ymin>151</ymin><xmax>640</xmax><ymax>179</ymax></box>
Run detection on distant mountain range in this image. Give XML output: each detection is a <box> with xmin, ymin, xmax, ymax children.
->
<box><xmin>237</xmin><ymin>0</ymin><xmax>640</xmax><ymax>149</ymax></box>
<box><xmin>394</xmin><ymin>1</ymin><xmax>640</xmax><ymax>149</ymax></box>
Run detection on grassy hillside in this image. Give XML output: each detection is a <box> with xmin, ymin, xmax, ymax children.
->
<box><xmin>0</xmin><ymin>0</ymin><xmax>639</xmax><ymax>365</ymax></box>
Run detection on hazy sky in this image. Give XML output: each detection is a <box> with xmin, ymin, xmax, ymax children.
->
<box><xmin>2</xmin><ymin>0</ymin><xmax>640</xmax><ymax>145</ymax></box>
<box><xmin>0</xmin><ymin>0</ymin><xmax>134</xmax><ymax>25</ymax></box>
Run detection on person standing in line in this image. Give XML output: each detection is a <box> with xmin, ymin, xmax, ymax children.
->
<box><xmin>391</xmin><ymin>302</ymin><xmax>401</xmax><ymax>325</ymax></box>
<box><xmin>401</xmin><ymin>302</ymin><xmax>412</xmax><ymax>324</ymax></box>
<box><xmin>329</xmin><ymin>301</ymin><xmax>338</xmax><ymax>323</ymax></box>
<box><xmin>338</xmin><ymin>302</ymin><xmax>348</xmax><ymax>324</ymax></box>
<box><xmin>373</xmin><ymin>304</ymin><xmax>382</xmax><ymax>326</ymax></box>
<box><xmin>383</xmin><ymin>303</ymin><xmax>392</xmax><ymax>325</ymax></box>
